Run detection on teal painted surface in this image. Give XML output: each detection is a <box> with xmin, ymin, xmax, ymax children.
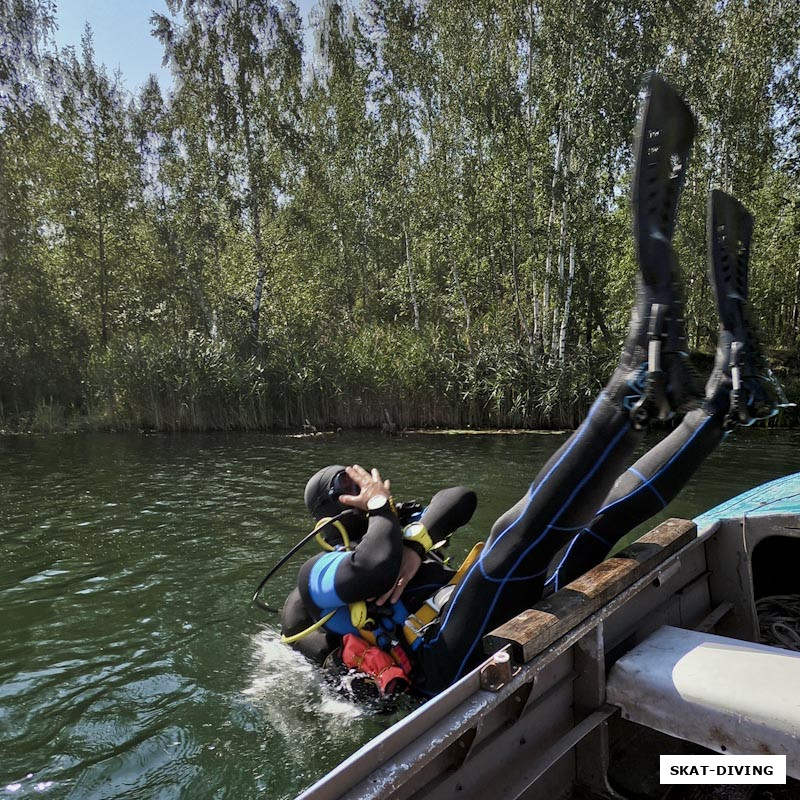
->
<box><xmin>694</xmin><ymin>471</ymin><xmax>800</xmax><ymax>531</ymax></box>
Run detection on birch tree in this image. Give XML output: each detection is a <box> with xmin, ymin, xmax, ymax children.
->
<box><xmin>153</xmin><ymin>0</ymin><xmax>302</xmax><ymax>347</ymax></box>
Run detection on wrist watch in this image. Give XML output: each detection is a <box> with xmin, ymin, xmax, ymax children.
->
<box><xmin>367</xmin><ymin>494</ymin><xmax>390</xmax><ymax>513</ymax></box>
<box><xmin>403</xmin><ymin>521</ymin><xmax>433</xmax><ymax>553</ymax></box>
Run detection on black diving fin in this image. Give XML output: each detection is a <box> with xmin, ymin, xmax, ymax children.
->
<box><xmin>632</xmin><ymin>73</ymin><xmax>696</xmax><ymax>285</ymax></box>
<box><xmin>707</xmin><ymin>189</ymin><xmax>793</xmax><ymax>425</ymax></box>
<box><xmin>625</xmin><ymin>73</ymin><xmax>703</xmax><ymax>426</ymax></box>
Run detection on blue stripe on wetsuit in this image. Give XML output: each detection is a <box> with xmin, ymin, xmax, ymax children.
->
<box><xmin>308</xmin><ymin>550</ymin><xmax>348</xmax><ymax>608</ymax></box>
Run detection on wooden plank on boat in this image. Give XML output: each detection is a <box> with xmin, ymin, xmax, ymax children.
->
<box><xmin>483</xmin><ymin>518</ymin><xmax>697</xmax><ymax>663</ymax></box>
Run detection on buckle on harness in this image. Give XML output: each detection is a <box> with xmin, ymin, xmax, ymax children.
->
<box><xmin>727</xmin><ymin>340</ymin><xmax>750</xmax><ymax>427</ymax></box>
<box><xmin>403</xmin><ymin>613</ymin><xmax>429</xmax><ymax>639</ymax></box>
<box><xmin>403</xmin><ymin>584</ymin><xmax>456</xmax><ymax>641</ymax></box>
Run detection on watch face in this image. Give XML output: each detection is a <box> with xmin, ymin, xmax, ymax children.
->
<box><xmin>367</xmin><ymin>494</ymin><xmax>388</xmax><ymax>511</ymax></box>
<box><xmin>406</xmin><ymin>522</ymin><xmax>424</xmax><ymax>536</ymax></box>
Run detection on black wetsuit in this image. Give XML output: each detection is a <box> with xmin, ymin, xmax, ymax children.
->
<box><xmin>284</xmin><ymin>385</ymin><xmax>727</xmax><ymax>697</ymax></box>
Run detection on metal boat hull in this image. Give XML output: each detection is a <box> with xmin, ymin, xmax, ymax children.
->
<box><xmin>298</xmin><ymin>472</ymin><xmax>800</xmax><ymax>800</ymax></box>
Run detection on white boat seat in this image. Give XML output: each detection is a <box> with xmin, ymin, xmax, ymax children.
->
<box><xmin>606</xmin><ymin>625</ymin><xmax>800</xmax><ymax>778</ymax></box>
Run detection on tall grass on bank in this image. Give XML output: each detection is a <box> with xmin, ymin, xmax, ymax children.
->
<box><xmin>3</xmin><ymin>326</ymin><xmax>797</xmax><ymax>433</ymax></box>
<box><xmin>82</xmin><ymin>326</ymin><xmax>613</xmax><ymax>431</ymax></box>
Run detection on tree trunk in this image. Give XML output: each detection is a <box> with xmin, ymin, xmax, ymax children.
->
<box><xmin>792</xmin><ymin>251</ymin><xmax>800</xmax><ymax>342</ymax></box>
<box><xmin>0</xmin><ymin>135</ymin><xmax>6</xmax><ymax>315</ymax></box>
<box><xmin>180</xmin><ymin>249</ymin><xmax>216</xmax><ymax>338</ymax></box>
<box><xmin>451</xmin><ymin>262</ymin><xmax>471</xmax><ymax>336</ymax></box>
<box><xmin>559</xmin><ymin>240</ymin><xmax>575</xmax><ymax>361</ymax></box>
<box><xmin>393</xmin><ymin>95</ymin><xmax>419</xmax><ymax>330</ymax></box>
<box><xmin>403</xmin><ymin>220</ymin><xmax>420</xmax><ymax>330</ymax></box>
<box><xmin>525</xmin><ymin>2</ymin><xmax>540</xmax><ymax>346</ymax></box>
<box><xmin>336</xmin><ymin>225</ymin><xmax>356</xmax><ymax>312</ymax></box>
<box><xmin>93</xmin><ymin>129</ymin><xmax>109</xmax><ymax>347</ymax></box>
<box><xmin>239</xmin><ymin>66</ymin><xmax>267</xmax><ymax>346</ymax></box>
<box><xmin>251</xmin><ymin>238</ymin><xmax>266</xmax><ymax>343</ymax></box>
<box><xmin>543</xmin><ymin>118</ymin><xmax>563</xmax><ymax>355</ymax></box>
<box><xmin>551</xmin><ymin>195</ymin><xmax>568</xmax><ymax>354</ymax></box>
<box><xmin>510</xmin><ymin>187</ymin><xmax>532</xmax><ymax>345</ymax></box>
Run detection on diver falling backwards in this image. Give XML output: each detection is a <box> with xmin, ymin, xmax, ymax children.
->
<box><xmin>266</xmin><ymin>74</ymin><xmax>792</xmax><ymax>699</ymax></box>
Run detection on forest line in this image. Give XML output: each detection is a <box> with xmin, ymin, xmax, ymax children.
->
<box><xmin>1</xmin><ymin>0</ymin><xmax>799</xmax><ymax>432</ymax></box>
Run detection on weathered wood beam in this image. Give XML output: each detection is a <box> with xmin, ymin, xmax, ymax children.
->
<box><xmin>483</xmin><ymin>518</ymin><xmax>697</xmax><ymax>663</ymax></box>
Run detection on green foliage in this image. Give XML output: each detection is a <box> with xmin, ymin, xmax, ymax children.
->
<box><xmin>1</xmin><ymin>0</ymin><xmax>799</xmax><ymax>431</ymax></box>
<box><xmin>86</xmin><ymin>332</ymin><xmax>274</xmax><ymax>430</ymax></box>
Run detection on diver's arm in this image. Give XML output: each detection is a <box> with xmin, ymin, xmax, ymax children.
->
<box><xmin>336</xmin><ymin>505</ymin><xmax>403</xmax><ymax>601</ymax></box>
<box><xmin>376</xmin><ymin>543</ymin><xmax>422</xmax><ymax>606</ymax></box>
<box><xmin>305</xmin><ymin>465</ymin><xmax>404</xmax><ymax>606</ymax></box>
<box><xmin>331</xmin><ymin>485</ymin><xmax>477</xmax><ymax>605</ymax></box>
<box><xmin>302</xmin><ymin>505</ymin><xmax>403</xmax><ymax>606</ymax></box>
<box><xmin>421</xmin><ymin>487</ymin><xmax>477</xmax><ymax>540</ymax></box>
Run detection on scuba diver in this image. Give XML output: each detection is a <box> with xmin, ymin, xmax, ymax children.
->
<box><xmin>279</xmin><ymin>470</ymin><xmax>479</xmax><ymax>695</ymax></box>
<box><xmin>271</xmin><ymin>75</ymin><xmax>792</xmax><ymax>699</ymax></box>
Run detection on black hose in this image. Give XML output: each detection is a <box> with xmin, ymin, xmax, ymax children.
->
<box><xmin>251</xmin><ymin>510</ymin><xmax>357</xmax><ymax>614</ymax></box>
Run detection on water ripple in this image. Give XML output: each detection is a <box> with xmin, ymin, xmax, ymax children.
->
<box><xmin>1</xmin><ymin>430</ymin><xmax>797</xmax><ymax>798</ymax></box>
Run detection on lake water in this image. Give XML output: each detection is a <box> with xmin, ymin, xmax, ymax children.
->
<box><xmin>2</xmin><ymin>427</ymin><xmax>798</xmax><ymax>799</ymax></box>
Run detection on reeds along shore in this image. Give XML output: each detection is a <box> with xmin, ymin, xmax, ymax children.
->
<box><xmin>3</xmin><ymin>329</ymin><xmax>797</xmax><ymax>434</ymax></box>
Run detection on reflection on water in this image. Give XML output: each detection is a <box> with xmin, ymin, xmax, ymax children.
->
<box><xmin>1</xmin><ymin>429</ymin><xmax>798</xmax><ymax>798</ymax></box>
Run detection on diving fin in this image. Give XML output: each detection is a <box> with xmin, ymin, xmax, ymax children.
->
<box><xmin>708</xmin><ymin>188</ymin><xmax>752</xmax><ymax>328</ymax></box>
<box><xmin>707</xmin><ymin>189</ymin><xmax>793</xmax><ymax>425</ymax></box>
<box><xmin>632</xmin><ymin>72</ymin><xmax>696</xmax><ymax>285</ymax></box>
<box><xmin>617</xmin><ymin>73</ymin><xmax>703</xmax><ymax>425</ymax></box>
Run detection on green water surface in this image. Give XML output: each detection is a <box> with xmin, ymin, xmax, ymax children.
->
<box><xmin>1</xmin><ymin>428</ymin><xmax>798</xmax><ymax>799</ymax></box>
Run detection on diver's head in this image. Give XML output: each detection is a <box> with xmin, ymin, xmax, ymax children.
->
<box><xmin>304</xmin><ymin>465</ymin><xmax>367</xmax><ymax>547</ymax></box>
<box><xmin>304</xmin><ymin>464</ymin><xmax>359</xmax><ymax>520</ymax></box>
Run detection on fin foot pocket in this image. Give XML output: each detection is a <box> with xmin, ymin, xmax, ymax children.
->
<box><xmin>706</xmin><ymin>190</ymin><xmax>794</xmax><ymax>426</ymax></box>
<box><xmin>623</xmin><ymin>298</ymin><xmax>704</xmax><ymax>427</ymax></box>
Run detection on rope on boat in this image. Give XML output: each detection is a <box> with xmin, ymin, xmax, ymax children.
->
<box><xmin>756</xmin><ymin>594</ymin><xmax>800</xmax><ymax>652</ymax></box>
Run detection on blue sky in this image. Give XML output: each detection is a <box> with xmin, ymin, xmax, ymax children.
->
<box><xmin>52</xmin><ymin>0</ymin><xmax>317</xmax><ymax>95</ymax></box>
<box><xmin>53</xmin><ymin>1</ymin><xmax>172</xmax><ymax>93</ymax></box>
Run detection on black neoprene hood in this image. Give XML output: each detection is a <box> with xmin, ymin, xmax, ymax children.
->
<box><xmin>304</xmin><ymin>464</ymin><xmax>347</xmax><ymax>520</ymax></box>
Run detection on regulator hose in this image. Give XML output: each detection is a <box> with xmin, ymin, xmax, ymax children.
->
<box><xmin>251</xmin><ymin>509</ymin><xmax>358</xmax><ymax>614</ymax></box>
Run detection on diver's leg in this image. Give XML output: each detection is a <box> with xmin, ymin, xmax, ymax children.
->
<box><xmin>417</xmin><ymin>394</ymin><xmax>647</xmax><ymax>693</ymax></box>
<box><xmin>547</xmin><ymin>407</ymin><xmax>725</xmax><ymax>590</ymax></box>
<box><xmin>549</xmin><ymin>190</ymin><xmax>794</xmax><ymax>590</ymax></box>
<box><xmin>418</xmin><ymin>76</ymin><xmax>701</xmax><ymax>694</ymax></box>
